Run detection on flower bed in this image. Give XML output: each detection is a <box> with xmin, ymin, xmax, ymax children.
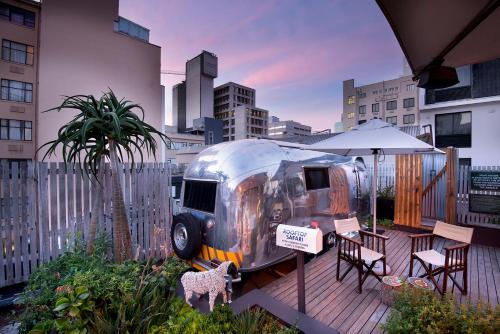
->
<box><xmin>17</xmin><ymin>239</ymin><xmax>298</xmax><ymax>334</ymax></box>
<box><xmin>382</xmin><ymin>285</ymin><xmax>500</xmax><ymax>334</ymax></box>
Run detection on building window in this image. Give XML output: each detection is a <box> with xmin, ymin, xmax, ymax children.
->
<box><xmin>347</xmin><ymin>95</ymin><xmax>355</xmax><ymax>105</ymax></box>
<box><xmin>403</xmin><ymin>98</ymin><xmax>415</xmax><ymax>108</ymax></box>
<box><xmin>406</xmin><ymin>84</ymin><xmax>415</xmax><ymax>91</ymax></box>
<box><xmin>358</xmin><ymin>105</ymin><xmax>366</xmax><ymax>115</ymax></box>
<box><xmin>0</xmin><ymin>3</ymin><xmax>35</xmax><ymax>28</ymax></box>
<box><xmin>358</xmin><ymin>92</ymin><xmax>366</xmax><ymax>98</ymax></box>
<box><xmin>403</xmin><ymin>114</ymin><xmax>415</xmax><ymax>124</ymax></box>
<box><xmin>386</xmin><ymin>100</ymin><xmax>397</xmax><ymax>110</ymax></box>
<box><xmin>435</xmin><ymin>112</ymin><xmax>471</xmax><ymax>148</ymax></box>
<box><xmin>208</xmin><ymin>131</ymin><xmax>214</xmax><ymax>145</ymax></box>
<box><xmin>386</xmin><ymin>116</ymin><xmax>397</xmax><ymax>125</ymax></box>
<box><xmin>372</xmin><ymin>103</ymin><xmax>379</xmax><ymax>113</ymax></box>
<box><xmin>114</xmin><ymin>16</ymin><xmax>149</xmax><ymax>42</ymax></box>
<box><xmin>347</xmin><ymin>112</ymin><xmax>355</xmax><ymax>119</ymax></box>
<box><xmin>2</xmin><ymin>40</ymin><xmax>34</xmax><ymax>65</ymax></box>
<box><xmin>1</xmin><ymin>79</ymin><xmax>32</xmax><ymax>102</ymax></box>
<box><xmin>0</xmin><ymin>119</ymin><xmax>32</xmax><ymax>140</ymax></box>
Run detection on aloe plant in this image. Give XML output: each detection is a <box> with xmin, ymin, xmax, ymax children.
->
<box><xmin>40</xmin><ymin>90</ymin><xmax>168</xmax><ymax>263</ymax></box>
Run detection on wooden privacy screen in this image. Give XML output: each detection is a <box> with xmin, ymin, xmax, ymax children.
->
<box><xmin>395</xmin><ymin>148</ymin><xmax>458</xmax><ymax>228</ymax></box>
<box><xmin>394</xmin><ymin>154</ymin><xmax>422</xmax><ymax>227</ymax></box>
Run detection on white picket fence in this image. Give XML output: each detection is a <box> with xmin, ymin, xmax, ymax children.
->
<box><xmin>0</xmin><ymin>160</ymin><xmax>173</xmax><ymax>288</ymax></box>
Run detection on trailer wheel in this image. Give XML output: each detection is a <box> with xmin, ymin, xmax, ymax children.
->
<box><xmin>171</xmin><ymin>213</ymin><xmax>202</xmax><ymax>260</ymax></box>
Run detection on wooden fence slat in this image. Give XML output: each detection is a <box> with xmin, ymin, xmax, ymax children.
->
<box><xmin>19</xmin><ymin>162</ymin><xmax>29</xmax><ymax>281</ymax></box>
<box><xmin>11</xmin><ymin>162</ymin><xmax>21</xmax><ymax>284</ymax></box>
<box><xmin>27</xmin><ymin>162</ymin><xmax>38</xmax><ymax>275</ymax></box>
<box><xmin>58</xmin><ymin>163</ymin><xmax>67</xmax><ymax>255</ymax></box>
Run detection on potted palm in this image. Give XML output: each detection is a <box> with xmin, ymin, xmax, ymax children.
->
<box><xmin>40</xmin><ymin>90</ymin><xmax>168</xmax><ymax>263</ymax></box>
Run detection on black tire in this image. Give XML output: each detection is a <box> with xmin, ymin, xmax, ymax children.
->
<box><xmin>171</xmin><ymin>213</ymin><xmax>202</xmax><ymax>260</ymax></box>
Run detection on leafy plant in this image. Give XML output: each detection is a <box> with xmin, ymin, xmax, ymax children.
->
<box><xmin>17</xmin><ymin>238</ymin><xmax>188</xmax><ymax>334</ymax></box>
<box><xmin>364</xmin><ymin>216</ymin><xmax>394</xmax><ymax>229</ymax></box>
<box><xmin>382</xmin><ymin>285</ymin><xmax>500</xmax><ymax>334</ymax></box>
<box><xmin>39</xmin><ymin>90</ymin><xmax>169</xmax><ymax>262</ymax></box>
<box><xmin>377</xmin><ymin>185</ymin><xmax>394</xmax><ymax>199</ymax></box>
<box><xmin>233</xmin><ymin>308</ymin><xmax>266</xmax><ymax>334</ymax></box>
<box><xmin>51</xmin><ymin>286</ymin><xmax>95</xmax><ymax>333</ymax></box>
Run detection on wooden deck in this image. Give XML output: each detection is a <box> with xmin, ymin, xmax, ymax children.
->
<box><xmin>262</xmin><ymin>229</ymin><xmax>500</xmax><ymax>334</ymax></box>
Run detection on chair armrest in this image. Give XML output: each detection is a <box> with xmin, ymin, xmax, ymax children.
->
<box><xmin>408</xmin><ymin>233</ymin><xmax>434</xmax><ymax>239</ymax></box>
<box><xmin>360</xmin><ymin>230</ymin><xmax>389</xmax><ymax>240</ymax></box>
<box><xmin>444</xmin><ymin>243</ymin><xmax>469</xmax><ymax>251</ymax></box>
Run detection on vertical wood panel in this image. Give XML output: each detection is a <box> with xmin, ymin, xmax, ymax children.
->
<box><xmin>58</xmin><ymin>163</ymin><xmax>67</xmax><ymax>255</ymax></box>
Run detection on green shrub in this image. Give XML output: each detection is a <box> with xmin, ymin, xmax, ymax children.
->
<box><xmin>382</xmin><ymin>285</ymin><xmax>500</xmax><ymax>334</ymax></box>
<box><xmin>17</xmin><ymin>238</ymin><xmax>189</xmax><ymax>334</ymax></box>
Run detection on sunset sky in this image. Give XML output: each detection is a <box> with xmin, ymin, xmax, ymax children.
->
<box><xmin>120</xmin><ymin>0</ymin><xmax>405</xmax><ymax>131</ymax></box>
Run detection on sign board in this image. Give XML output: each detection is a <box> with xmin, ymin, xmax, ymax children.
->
<box><xmin>276</xmin><ymin>225</ymin><xmax>323</xmax><ymax>254</ymax></box>
<box><xmin>471</xmin><ymin>171</ymin><xmax>500</xmax><ymax>192</ymax></box>
<box><xmin>469</xmin><ymin>194</ymin><xmax>500</xmax><ymax>214</ymax></box>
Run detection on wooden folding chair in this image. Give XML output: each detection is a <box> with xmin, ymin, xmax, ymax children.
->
<box><xmin>409</xmin><ymin>221</ymin><xmax>474</xmax><ymax>295</ymax></box>
<box><xmin>334</xmin><ymin>218</ymin><xmax>388</xmax><ymax>293</ymax></box>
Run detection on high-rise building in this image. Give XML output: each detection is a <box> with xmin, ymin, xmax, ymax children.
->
<box><xmin>214</xmin><ymin>82</ymin><xmax>268</xmax><ymax>141</ymax></box>
<box><xmin>172</xmin><ymin>81</ymin><xmax>186</xmax><ymax>131</ymax></box>
<box><xmin>342</xmin><ymin>75</ymin><xmax>419</xmax><ymax>131</ymax></box>
<box><xmin>1</xmin><ymin>0</ymin><xmax>163</xmax><ymax>161</ymax></box>
<box><xmin>420</xmin><ymin>58</ymin><xmax>500</xmax><ymax>165</ymax></box>
<box><xmin>268</xmin><ymin>120</ymin><xmax>311</xmax><ymax>138</ymax></box>
<box><xmin>185</xmin><ymin>51</ymin><xmax>217</xmax><ymax>129</ymax></box>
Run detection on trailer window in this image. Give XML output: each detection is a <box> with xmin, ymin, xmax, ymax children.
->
<box><xmin>304</xmin><ymin>167</ymin><xmax>330</xmax><ymax>190</ymax></box>
<box><xmin>183</xmin><ymin>180</ymin><xmax>217</xmax><ymax>213</ymax></box>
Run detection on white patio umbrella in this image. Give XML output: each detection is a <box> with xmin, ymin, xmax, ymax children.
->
<box><xmin>309</xmin><ymin>119</ymin><xmax>443</xmax><ymax>233</ymax></box>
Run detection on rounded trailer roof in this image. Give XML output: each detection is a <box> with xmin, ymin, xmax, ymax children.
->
<box><xmin>183</xmin><ymin>139</ymin><xmax>351</xmax><ymax>182</ymax></box>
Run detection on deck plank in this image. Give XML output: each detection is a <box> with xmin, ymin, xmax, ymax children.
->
<box><xmin>263</xmin><ymin>228</ymin><xmax>499</xmax><ymax>333</ymax></box>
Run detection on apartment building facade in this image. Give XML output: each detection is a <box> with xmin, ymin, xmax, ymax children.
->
<box><xmin>0</xmin><ymin>0</ymin><xmax>39</xmax><ymax>160</ymax></box>
<box><xmin>268</xmin><ymin>120</ymin><xmax>311</xmax><ymax>138</ymax></box>
<box><xmin>342</xmin><ymin>75</ymin><xmax>419</xmax><ymax>131</ymax></box>
<box><xmin>1</xmin><ymin>0</ymin><xmax>163</xmax><ymax>161</ymax></box>
<box><xmin>214</xmin><ymin>82</ymin><xmax>268</xmax><ymax>141</ymax></box>
<box><xmin>420</xmin><ymin>58</ymin><xmax>500</xmax><ymax>165</ymax></box>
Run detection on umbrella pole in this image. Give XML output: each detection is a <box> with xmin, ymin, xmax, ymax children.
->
<box><xmin>372</xmin><ymin>149</ymin><xmax>378</xmax><ymax>234</ymax></box>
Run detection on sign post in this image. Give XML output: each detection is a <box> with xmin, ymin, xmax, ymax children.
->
<box><xmin>276</xmin><ymin>224</ymin><xmax>323</xmax><ymax>314</ymax></box>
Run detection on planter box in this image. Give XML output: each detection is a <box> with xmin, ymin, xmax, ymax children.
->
<box><xmin>377</xmin><ymin>197</ymin><xmax>394</xmax><ymax>220</ymax></box>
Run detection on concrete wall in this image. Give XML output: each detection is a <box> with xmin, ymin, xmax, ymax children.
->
<box><xmin>420</xmin><ymin>97</ymin><xmax>500</xmax><ymax>165</ymax></box>
<box><xmin>37</xmin><ymin>0</ymin><xmax>163</xmax><ymax>162</ymax></box>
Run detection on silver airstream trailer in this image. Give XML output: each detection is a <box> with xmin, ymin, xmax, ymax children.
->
<box><xmin>170</xmin><ymin>139</ymin><xmax>369</xmax><ymax>272</ymax></box>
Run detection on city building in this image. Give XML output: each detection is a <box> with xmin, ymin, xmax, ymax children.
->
<box><xmin>185</xmin><ymin>50</ymin><xmax>217</xmax><ymax>129</ymax></box>
<box><xmin>1</xmin><ymin>0</ymin><xmax>164</xmax><ymax>161</ymax></box>
<box><xmin>268</xmin><ymin>120</ymin><xmax>312</xmax><ymax>139</ymax></box>
<box><xmin>0</xmin><ymin>0</ymin><xmax>39</xmax><ymax>160</ymax></box>
<box><xmin>172</xmin><ymin>81</ymin><xmax>186</xmax><ymax>131</ymax></box>
<box><xmin>419</xmin><ymin>58</ymin><xmax>500</xmax><ymax>165</ymax></box>
<box><xmin>190</xmin><ymin>117</ymin><xmax>223</xmax><ymax>145</ymax></box>
<box><xmin>214</xmin><ymin>82</ymin><xmax>268</xmax><ymax>141</ymax></box>
<box><xmin>214</xmin><ymin>81</ymin><xmax>255</xmax><ymax>113</ymax></box>
<box><xmin>164</xmin><ymin>125</ymin><xmax>204</xmax><ymax>165</ymax></box>
<box><xmin>342</xmin><ymin>75</ymin><xmax>419</xmax><ymax>130</ymax></box>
